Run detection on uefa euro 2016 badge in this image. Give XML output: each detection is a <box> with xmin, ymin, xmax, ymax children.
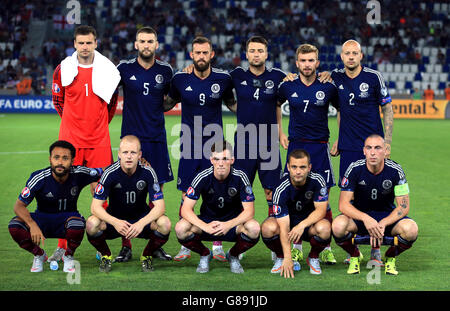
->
<box><xmin>95</xmin><ymin>184</ymin><xmax>104</xmax><ymax>195</ymax></box>
<box><xmin>273</xmin><ymin>204</ymin><xmax>281</xmax><ymax>216</ymax></box>
<box><xmin>21</xmin><ymin>187</ymin><xmax>31</xmax><ymax>198</ymax></box>
<box><xmin>359</xmin><ymin>82</ymin><xmax>369</xmax><ymax>98</ymax></box>
<box><xmin>186</xmin><ymin>186</ymin><xmax>195</xmax><ymax>196</ymax></box>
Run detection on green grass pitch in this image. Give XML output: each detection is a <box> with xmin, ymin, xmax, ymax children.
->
<box><xmin>0</xmin><ymin>113</ymin><xmax>449</xmax><ymax>291</ymax></box>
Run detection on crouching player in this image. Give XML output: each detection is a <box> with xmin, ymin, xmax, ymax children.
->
<box><xmin>261</xmin><ymin>149</ymin><xmax>331</xmax><ymax>277</ymax></box>
<box><xmin>8</xmin><ymin>140</ymin><xmax>100</xmax><ymax>272</ymax></box>
<box><xmin>332</xmin><ymin>134</ymin><xmax>418</xmax><ymax>275</ymax></box>
<box><xmin>175</xmin><ymin>140</ymin><xmax>260</xmax><ymax>274</ymax></box>
<box><xmin>86</xmin><ymin>135</ymin><xmax>171</xmax><ymax>272</ymax></box>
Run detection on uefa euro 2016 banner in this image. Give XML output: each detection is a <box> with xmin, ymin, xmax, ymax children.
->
<box><xmin>1</xmin><ymin>95</ymin><xmax>449</xmax><ymax>119</ymax></box>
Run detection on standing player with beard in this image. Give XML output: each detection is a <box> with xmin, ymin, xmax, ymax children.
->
<box><xmin>8</xmin><ymin>140</ymin><xmax>102</xmax><ymax>273</ymax></box>
<box><xmin>329</xmin><ymin>40</ymin><xmax>394</xmax><ymax>264</ymax></box>
<box><xmin>50</xmin><ymin>25</ymin><xmax>120</xmax><ymax>263</ymax></box>
<box><xmin>277</xmin><ymin>44</ymin><xmax>339</xmax><ymax>266</ymax></box>
<box><xmin>113</xmin><ymin>27</ymin><xmax>173</xmax><ymax>262</ymax></box>
<box><xmin>163</xmin><ymin>36</ymin><xmax>235</xmax><ymax>261</ymax></box>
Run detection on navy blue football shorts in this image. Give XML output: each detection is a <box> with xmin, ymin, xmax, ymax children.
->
<box><xmin>103</xmin><ymin>214</ymin><xmax>153</xmax><ymax>240</ymax></box>
<box><xmin>26</xmin><ymin>210</ymin><xmax>85</xmax><ymax>238</ymax></box>
<box><xmin>234</xmin><ymin>142</ymin><xmax>282</xmax><ymax>191</ymax></box>
<box><xmin>285</xmin><ymin>140</ymin><xmax>336</xmax><ymax>188</ymax></box>
<box><xmin>339</xmin><ymin>149</ymin><xmax>365</xmax><ymax>186</ymax></box>
<box><xmin>350</xmin><ymin>211</ymin><xmax>411</xmax><ymax>237</ymax></box>
<box><xmin>140</xmin><ymin>140</ymin><xmax>174</xmax><ymax>185</ymax></box>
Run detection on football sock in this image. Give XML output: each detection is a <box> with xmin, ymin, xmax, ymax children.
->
<box><xmin>57</xmin><ymin>239</ymin><xmax>67</xmax><ymax>249</ymax></box>
<box><xmin>385</xmin><ymin>235</ymin><xmax>415</xmax><ymax>258</ymax></box>
<box><xmin>309</xmin><ymin>235</ymin><xmax>331</xmax><ymax>258</ymax></box>
<box><xmin>334</xmin><ymin>232</ymin><xmax>360</xmax><ymax>257</ymax></box>
<box><xmin>64</xmin><ymin>217</ymin><xmax>85</xmax><ymax>256</ymax></box>
<box><xmin>87</xmin><ymin>230</ymin><xmax>111</xmax><ymax>257</ymax></box>
<box><xmin>178</xmin><ymin>233</ymin><xmax>210</xmax><ymax>256</ymax></box>
<box><xmin>267</xmin><ymin>200</ymin><xmax>274</xmax><ymax>217</ymax></box>
<box><xmin>8</xmin><ymin>220</ymin><xmax>44</xmax><ymax>256</ymax></box>
<box><xmin>122</xmin><ymin>236</ymin><xmax>132</xmax><ymax>249</ymax></box>
<box><xmin>102</xmin><ymin>201</ymin><xmax>108</xmax><ymax>210</ymax></box>
<box><xmin>142</xmin><ymin>230</ymin><xmax>169</xmax><ymax>257</ymax></box>
<box><xmin>229</xmin><ymin>233</ymin><xmax>259</xmax><ymax>257</ymax></box>
<box><xmin>262</xmin><ymin>235</ymin><xmax>284</xmax><ymax>258</ymax></box>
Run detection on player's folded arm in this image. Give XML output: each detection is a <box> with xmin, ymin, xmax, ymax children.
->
<box><xmin>162</xmin><ymin>95</ymin><xmax>179</xmax><ymax>112</ymax></box>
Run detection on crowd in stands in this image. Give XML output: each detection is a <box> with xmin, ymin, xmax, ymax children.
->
<box><xmin>1</xmin><ymin>0</ymin><xmax>449</xmax><ymax>97</ymax></box>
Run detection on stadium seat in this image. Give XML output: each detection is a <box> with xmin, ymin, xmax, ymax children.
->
<box><xmin>405</xmin><ymin>81</ymin><xmax>413</xmax><ymax>90</ymax></box>
<box><xmin>388</xmin><ymin>81</ymin><xmax>396</xmax><ymax>89</ymax></box>
<box><xmin>438</xmin><ymin>82</ymin><xmax>446</xmax><ymax>90</ymax></box>
<box><xmin>396</xmin><ymin>81</ymin><xmax>405</xmax><ymax>91</ymax></box>
<box><xmin>414</xmin><ymin>73</ymin><xmax>422</xmax><ymax>81</ymax></box>
<box><xmin>394</xmin><ymin>63</ymin><xmax>402</xmax><ymax>72</ymax></box>
<box><xmin>439</xmin><ymin>73</ymin><xmax>448</xmax><ymax>81</ymax></box>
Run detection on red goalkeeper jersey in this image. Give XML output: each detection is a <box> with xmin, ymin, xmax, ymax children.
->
<box><xmin>52</xmin><ymin>64</ymin><xmax>118</xmax><ymax>148</ymax></box>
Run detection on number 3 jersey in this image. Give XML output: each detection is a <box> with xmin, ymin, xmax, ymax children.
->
<box><xmin>94</xmin><ymin>161</ymin><xmax>163</xmax><ymax>220</ymax></box>
<box><xmin>340</xmin><ymin>159</ymin><xmax>408</xmax><ymax>213</ymax></box>
<box><xmin>272</xmin><ymin>173</ymin><xmax>328</xmax><ymax>220</ymax></box>
<box><xmin>18</xmin><ymin>166</ymin><xmax>102</xmax><ymax>213</ymax></box>
<box><xmin>185</xmin><ymin>166</ymin><xmax>255</xmax><ymax>221</ymax></box>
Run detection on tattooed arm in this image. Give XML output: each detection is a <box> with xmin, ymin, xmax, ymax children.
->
<box><xmin>381</xmin><ymin>103</ymin><xmax>393</xmax><ymax>158</ymax></box>
<box><xmin>379</xmin><ymin>195</ymin><xmax>410</xmax><ymax>230</ymax></box>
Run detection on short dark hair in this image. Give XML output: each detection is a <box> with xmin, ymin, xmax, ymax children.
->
<box><xmin>74</xmin><ymin>25</ymin><xmax>97</xmax><ymax>40</ymax></box>
<box><xmin>136</xmin><ymin>26</ymin><xmax>157</xmax><ymax>39</ymax></box>
<box><xmin>192</xmin><ymin>36</ymin><xmax>212</xmax><ymax>50</ymax></box>
<box><xmin>211</xmin><ymin>140</ymin><xmax>233</xmax><ymax>155</ymax></box>
<box><xmin>288</xmin><ymin>149</ymin><xmax>311</xmax><ymax>164</ymax></box>
<box><xmin>49</xmin><ymin>140</ymin><xmax>76</xmax><ymax>159</ymax></box>
<box><xmin>246</xmin><ymin>36</ymin><xmax>268</xmax><ymax>51</ymax></box>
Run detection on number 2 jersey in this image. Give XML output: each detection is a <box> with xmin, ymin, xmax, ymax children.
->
<box><xmin>18</xmin><ymin>166</ymin><xmax>102</xmax><ymax>213</ymax></box>
<box><xmin>94</xmin><ymin>161</ymin><xmax>163</xmax><ymax>220</ymax></box>
<box><xmin>185</xmin><ymin>166</ymin><xmax>255</xmax><ymax>221</ymax></box>
<box><xmin>340</xmin><ymin>159</ymin><xmax>408</xmax><ymax>213</ymax></box>
<box><xmin>331</xmin><ymin>66</ymin><xmax>392</xmax><ymax>151</ymax></box>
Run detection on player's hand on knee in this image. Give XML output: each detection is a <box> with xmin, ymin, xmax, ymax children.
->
<box><xmin>126</xmin><ymin>222</ymin><xmax>144</xmax><ymax>239</ymax></box>
<box><xmin>30</xmin><ymin>223</ymin><xmax>45</xmax><ymax>246</ymax></box>
<box><xmin>113</xmin><ymin>220</ymin><xmax>131</xmax><ymax>236</ymax></box>
<box><xmin>288</xmin><ymin>225</ymin><xmax>304</xmax><ymax>243</ymax></box>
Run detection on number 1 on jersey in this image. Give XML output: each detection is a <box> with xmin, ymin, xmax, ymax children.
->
<box><xmin>85</xmin><ymin>83</ymin><xmax>89</xmax><ymax>96</ymax></box>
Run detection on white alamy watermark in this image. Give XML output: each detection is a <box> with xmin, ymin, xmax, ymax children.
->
<box><xmin>366</xmin><ymin>0</ymin><xmax>381</xmax><ymax>25</ymax></box>
<box><xmin>366</xmin><ymin>260</ymin><xmax>382</xmax><ymax>285</ymax></box>
<box><xmin>170</xmin><ymin>116</ymin><xmax>280</xmax><ymax>170</ymax></box>
<box><xmin>66</xmin><ymin>0</ymin><xmax>81</xmax><ymax>25</ymax></box>
<box><xmin>66</xmin><ymin>260</ymin><xmax>81</xmax><ymax>285</ymax></box>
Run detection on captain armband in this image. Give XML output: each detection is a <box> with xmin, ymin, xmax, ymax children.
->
<box><xmin>394</xmin><ymin>183</ymin><xmax>409</xmax><ymax>196</ymax></box>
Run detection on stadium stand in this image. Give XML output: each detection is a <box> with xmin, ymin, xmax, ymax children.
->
<box><xmin>0</xmin><ymin>0</ymin><xmax>448</xmax><ymax>97</ymax></box>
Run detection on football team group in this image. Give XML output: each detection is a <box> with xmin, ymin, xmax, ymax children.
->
<box><xmin>8</xmin><ymin>25</ymin><xmax>418</xmax><ymax>278</ymax></box>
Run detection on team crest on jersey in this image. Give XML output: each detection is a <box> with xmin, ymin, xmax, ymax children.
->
<box><xmin>137</xmin><ymin>180</ymin><xmax>147</xmax><ymax>191</ymax></box>
<box><xmin>320</xmin><ymin>187</ymin><xmax>328</xmax><ymax>196</ymax></box>
<box><xmin>95</xmin><ymin>184</ymin><xmax>104</xmax><ymax>195</ymax></box>
<box><xmin>265</xmin><ymin>80</ymin><xmax>274</xmax><ymax>89</ymax></box>
<box><xmin>228</xmin><ymin>187</ymin><xmax>237</xmax><ymax>197</ymax></box>
<box><xmin>341</xmin><ymin>177</ymin><xmax>349</xmax><ymax>188</ymax></box>
<box><xmin>177</xmin><ymin>177</ymin><xmax>181</xmax><ymax>185</ymax></box>
<box><xmin>382</xmin><ymin>180</ymin><xmax>393</xmax><ymax>190</ymax></box>
<box><xmin>316</xmin><ymin>91</ymin><xmax>325</xmax><ymax>100</ymax></box>
<box><xmin>359</xmin><ymin>82</ymin><xmax>369</xmax><ymax>98</ymax></box>
<box><xmin>187</xmin><ymin>186</ymin><xmax>195</xmax><ymax>196</ymax></box>
<box><xmin>52</xmin><ymin>83</ymin><xmax>60</xmax><ymax>93</ymax></box>
<box><xmin>155</xmin><ymin>74</ymin><xmax>164</xmax><ymax>84</ymax></box>
<box><xmin>273</xmin><ymin>204</ymin><xmax>281</xmax><ymax>216</ymax></box>
<box><xmin>70</xmin><ymin>186</ymin><xmax>78</xmax><ymax>196</ymax></box>
<box><xmin>89</xmin><ymin>168</ymin><xmax>99</xmax><ymax>176</ymax></box>
<box><xmin>305</xmin><ymin>191</ymin><xmax>313</xmax><ymax>200</ymax></box>
<box><xmin>21</xmin><ymin>187</ymin><xmax>30</xmax><ymax>198</ymax></box>
<box><xmin>211</xmin><ymin>83</ymin><xmax>220</xmax><ymax>93</ymax></box>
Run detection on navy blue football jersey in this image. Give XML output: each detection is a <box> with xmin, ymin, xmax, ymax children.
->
<box><xmin>19</xmin><ymin>166</ymin><xmax>101</xmax><ymax>213</ymax></box>
<box><xmin>332</xmin><ymin>66</ymin><xmax>392</xmax><ymax>151</ymax></box>
<box><xmin>340</xmin><ymin>159</ymin><xmax>407</xmax><ymax>213</ymax></box>
<box><xmin>94</xmin><ymin>161</ymin><xmax>163</xmax><ymax>220</ymax></box>
<box><xmin>277</xmin><ymin>77</ymin><xmax>339</xmax><ymax>142</ymax></box>
<box><xmin>230</xmin><ymin>66</ymin><xmax>286</xmax><ymax>146</ymax></box>
<box><xmin>272</xmin><ymin>173</ymin><xmax>328</xmax><ymax>220</ymax></box>
<box><xmin>117</xmin><ymin>58</ymin><xmax>173</xmax><ymax>142</ymax></box>
<box><xmin>185</xmin><ymin>166</ymin><xmax>255</xmax><ymax>221</ymax></box>
<box><xmin>168</xmin><ymin>68</ymin><xmax>234</xmax><ymax>142</ymax></box>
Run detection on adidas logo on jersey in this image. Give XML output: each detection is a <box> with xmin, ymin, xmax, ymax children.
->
<box><xmin>291</xmin><ymin>92</ymin><xmax>298</xmax><ymax>98</ymax></box>
<box><xmin>46</xmin><ymin>192</ymin><xmax>54</xmax><ymax>198</ymax></box>
<box><xmin>339</xmin><ymin>85</ymin><xmax>344</xmax><ymax>89</ymax></box>
<box><xmin>358</xmin><ymin>180</ymin><xmax>366</xmax><ymax>185</ymax></box>
<box><xmin>114</xmin><ymin>183</ymin><xmax>122</xmax><ymax>189</ymax></box>
<box><xmin>240</xmin><ymin>81</ymin><xmax>247</xmax><ymax>85</ymax></box>
<box><xmin>185</xmin><ymin>86</ymin><xmax>193</xmax><ymax>91</ymax></box>
<box><xmin>130</xmin><ymin>75</ymin><xmax>137</xmax><ymax>80</ymax></box>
